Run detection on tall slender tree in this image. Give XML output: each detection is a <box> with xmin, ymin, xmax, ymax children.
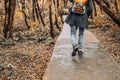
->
<box><xmin>4</xmin><ymin>0</ymin><xmax>16</xmax><ymax>38</ymax></box>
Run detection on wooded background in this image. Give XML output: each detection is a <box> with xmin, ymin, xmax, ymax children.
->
<box><xmin>0</xmin><ymin>0</ymin><xmax>120</xmax><ymax>39</ymax></box>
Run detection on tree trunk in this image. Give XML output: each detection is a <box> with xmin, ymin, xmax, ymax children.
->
<box><xmin>21</xmin><ymin>0</ymin><xmax>31</xmax><ymax>30</ymax></box>
<box><xmin>4</xmin><ymin>0</ymin><xmax>16</xmax><ymax>38</ymax></box>
<box><xmin>115</xmin><ymin>0</ymin><xmax>119</xmax><ymax>13</ymax></box>
<box><xmin>36</xmin><ymin>0</ymin><xmax>45</xmax><ymax>27</ymax></box>
<box><xmin>49</xmin><ymin>1</ymin><xmax>54</xmax><ymax>38</ymax></box>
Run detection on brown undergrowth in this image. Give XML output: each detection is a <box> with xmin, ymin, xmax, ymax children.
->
<box><xmin>89</xmin><ymin>13</ymin><xmax>120</xmax><ymax>64</ymax></box>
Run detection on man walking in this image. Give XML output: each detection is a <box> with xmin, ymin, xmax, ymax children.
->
<box><xmin>65</xmin><ymin>0</ymin><xmax>93</xmax><ymax>56</ymax></box>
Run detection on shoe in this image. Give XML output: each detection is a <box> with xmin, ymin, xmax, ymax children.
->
<box><xmin>72</xmin><ymin>51</ymin><xmax>76</xmax><ymax>56</ymax></box>
<box><xmin>78</xmin><ymin>50</ymin><xmax>83</xmax><ymax>57</ymax></box>
<box><xmin>72</xmin><ymin>48</ymin><xmax>78</xmax><ymax>56</ymax></box>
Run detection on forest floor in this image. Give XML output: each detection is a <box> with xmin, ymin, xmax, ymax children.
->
<box><xmin>0</xmin><ymin>42</ymin><xmax>54</xmax><ymax>80</ymax></box>
<box><xmin>0</xmin><ymin>9</ymin><xmax>61</xmax><ymax>80</ymax></box>
<box><xmin>0</xmin><ymin>22</ymin><xmax>59</xmax><ymax>80</ymax></box>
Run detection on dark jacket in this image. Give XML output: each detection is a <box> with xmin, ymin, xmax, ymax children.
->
<box><xmin>65</xmin><ymin>0</ymin><xmax>92</xmax><ymax>28</ymax></box>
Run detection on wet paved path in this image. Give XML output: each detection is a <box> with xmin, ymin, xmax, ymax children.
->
<box><xmin>43</xmin><ymin>23</ymin><xmax>120</xmax><ymax>80</ymax></box>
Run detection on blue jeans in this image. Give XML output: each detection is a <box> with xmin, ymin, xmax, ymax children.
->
<box><xmin>70</xmin><ymin>25</ymin><xmax>84</xmax><ymax>50</ymax></box>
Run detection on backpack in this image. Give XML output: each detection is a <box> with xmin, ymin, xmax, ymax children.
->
<box><xmin>71</xmin><ymin>0</ymin><xmax>88</xmax><ymax>14</ymax></box>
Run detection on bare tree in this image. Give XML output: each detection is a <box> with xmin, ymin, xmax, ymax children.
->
<box><xmin>4</xmin><ymin>0</ymin><xmax>16</xmax><ymax>38</ymax></box>
<box><xmin>21</xmin><ymin>0</ymin><xmax>31</xmax><ymax>30</ymax></box>
<box><xmin>49</xmin><ymin>0</ymin><xmax>54</xmax><ymax>38</ymax></box>
<box><xmin>94</xmin><ymin>0</ymin><xmax>120</xmax><ymax>26</ymax></box>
